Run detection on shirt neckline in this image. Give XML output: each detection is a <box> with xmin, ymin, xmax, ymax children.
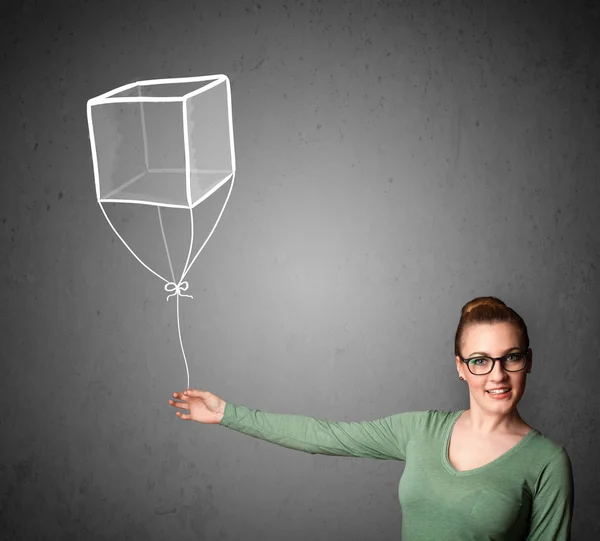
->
<box><xmin>442</xmin><ymin>409</ymin><xmax>539</xmax><ymax>477</ymax></box>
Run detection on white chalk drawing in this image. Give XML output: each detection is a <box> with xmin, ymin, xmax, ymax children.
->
<box><xmin>87</xmin><ymin>75</ymin><xmax>236</xmax><ymax>389</ymax></box>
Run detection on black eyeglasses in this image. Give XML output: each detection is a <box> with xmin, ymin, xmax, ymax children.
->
<box><xmin>458</xmin><ymin>351</ymin><xmax>528</xmax><ymax>376</ymax></box>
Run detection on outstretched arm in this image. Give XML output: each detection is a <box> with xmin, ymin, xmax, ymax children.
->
<box><xmin>218</xmin><ymin>401</ymin><xmax>424</xmax><ymax>461</ymax></box>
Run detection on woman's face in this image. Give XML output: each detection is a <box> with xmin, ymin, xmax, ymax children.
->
<box><xmin>455</xmin><ymin>322</ymin><xmax>532</xmax><ymax>413</ymax></box>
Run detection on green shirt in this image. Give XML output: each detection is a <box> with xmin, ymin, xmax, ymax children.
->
<box><xmin>219</xmin><ymin>403</ymin><xmax>574</xmax><ymax>540</ymax></box>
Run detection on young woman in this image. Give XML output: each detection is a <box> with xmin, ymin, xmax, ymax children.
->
<box><xmin>168</xmin><ymin>296</ymin><xmax>574</xmax><ymax>540</ymax></box>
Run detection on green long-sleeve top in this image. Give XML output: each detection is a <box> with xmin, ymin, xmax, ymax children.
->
<box><xmin>219</xmin><ymin>403</ymin><xmax>574</xmax><ymax>540</ymax></box>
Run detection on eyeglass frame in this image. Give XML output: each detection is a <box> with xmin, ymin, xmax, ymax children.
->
<box><xmin>457</xmin><ymin>350</ymin><xmax>530</xmax><ymax>376</ymax></box>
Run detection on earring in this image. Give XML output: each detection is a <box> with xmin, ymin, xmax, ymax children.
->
<box><xmin>459</xmin><ymin>376</ymin><xmax>464</xmax><ymax>380</ymax></box>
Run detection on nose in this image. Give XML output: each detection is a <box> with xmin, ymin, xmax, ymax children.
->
<box><xmin>490</xmin><ymin>359</ymin><xmax>510</xmax><ymax>380</ymax></box>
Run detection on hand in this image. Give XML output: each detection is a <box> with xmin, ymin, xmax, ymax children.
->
<box><xmin>168</xmin><ymin>388</ymin><xmax>227</xmax><ymax>424</ymax></box>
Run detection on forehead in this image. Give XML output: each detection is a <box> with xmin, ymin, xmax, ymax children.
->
<box><xmin>462</xmin><ymin>322</ymin><xmax>520</xmax><ymax>348</ymax></box>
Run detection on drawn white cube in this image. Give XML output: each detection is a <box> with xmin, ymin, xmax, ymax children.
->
<box><xmin>87</xmin><ymin>75</ymin><xmax>235</xmax><ymax>209</ymax></box>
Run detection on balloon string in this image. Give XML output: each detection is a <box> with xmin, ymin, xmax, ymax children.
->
<box><xmin>176</xmin><ymin>292</ymin><xmax>190</xmax><ymax>391</ymax></box>
<box><xmin>157</xmin><ymin>206</ymin><xmax>194</xmax><ymax>391</ymax></box>
<box><xmin>170</xmin><ymin>171</ymin><xmax>235</xmax><ymax>389</ymax></box>
<box><xmin>100</xmin><ymin>200</ymin><xmax>193</xmax><ymax>389</ymax></box>
<box><xmin>181</xmin><ymin>171</ymin><xmax>236</xmax><ymax>281</ymax></box>
<box><xmin>157</xmin><ymin>207</ymin><xmax>176</xmax><ymax>283</ymax></box>
<box><xmin>98</xmin><ymin>202</ymin><xmax>169</xmax><ymax>285</ymax></box>
<box><xmin>99</xmin><ymin>170</ymin><xmax>235</xmax><ymax>391</ymax></box>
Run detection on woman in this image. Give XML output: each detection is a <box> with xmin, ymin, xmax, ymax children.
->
<box><xmin>168</xmin><ymin>296</ymin><xmax>574</xmax><ymax>540</ymax></box>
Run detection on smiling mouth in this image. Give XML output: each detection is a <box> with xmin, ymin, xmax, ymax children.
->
<box><xmin>486</xmin><ymin>389</ymin><xmax>512</xmax><ymax>397</ymax></box>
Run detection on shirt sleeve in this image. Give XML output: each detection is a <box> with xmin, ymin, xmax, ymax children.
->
<box><xmin>526</xmin><ymin>446</ymin><xmax>574</xmax><ymax>540</ymax></box>
<box><xmin>218</xmin><ymin>402</ymin><xmax>425</xmax><ymax>460</ymax></box>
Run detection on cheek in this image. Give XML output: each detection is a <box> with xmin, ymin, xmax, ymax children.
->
<box><xmin>467</xmin><ymin>379</ymin><xmax>487</xmax><ymax>392</ymax></box>
<box><xmin>514</xmin><ymin>376</ymin><xmax>527</xmax><ymax>390</ymax></box>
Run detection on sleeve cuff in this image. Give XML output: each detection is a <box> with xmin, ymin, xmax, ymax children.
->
<box><xmin>219</xmin><ymin>401</ymin><xmax>236</xmax><ymax>426</ymax></box>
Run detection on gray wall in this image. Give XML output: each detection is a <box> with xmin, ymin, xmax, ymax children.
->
<box><xmin>1</xmin><ymin>0</ymin><xmax>599</xmax><ymax>539</ymax></box>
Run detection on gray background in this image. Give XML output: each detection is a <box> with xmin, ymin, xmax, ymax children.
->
<box><xmin>1</xmin><ymin>0</ymin><xmax>599</xmax><ymax>539</ymax></box>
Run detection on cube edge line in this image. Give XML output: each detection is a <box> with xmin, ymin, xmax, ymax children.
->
<box><xmin>86</xmin><ymin>74</ymin><xmax>229</xmax><ymax>105</ymax></box>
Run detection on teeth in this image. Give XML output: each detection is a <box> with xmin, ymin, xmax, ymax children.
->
<box><xmin>487</xmin><ymin>389</ymin><xmax>509</xmax><ymax>394</ymax></box>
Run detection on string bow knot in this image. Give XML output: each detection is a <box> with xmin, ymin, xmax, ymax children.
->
<box><xmin>165</xmin><ymin>280</ymin><xmax>194</xmax><ymax>301</ymax></box>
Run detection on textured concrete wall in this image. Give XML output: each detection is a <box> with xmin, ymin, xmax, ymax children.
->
<box><xmin>1</xmin><ymin>0</ymin><xmax>599</xmax><ymax>539</ymax></box>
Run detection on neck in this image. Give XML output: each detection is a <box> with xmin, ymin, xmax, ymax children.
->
<box><xmin>463</xmin><ymin>407</ymin><xmax>525</xmax><ymax>437</ymax></box>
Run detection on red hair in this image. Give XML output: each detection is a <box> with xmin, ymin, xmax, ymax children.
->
<box><xmin>454</xmin><ymin>296</ymin><xmax>530</xmax><ymax>357</ymax></box>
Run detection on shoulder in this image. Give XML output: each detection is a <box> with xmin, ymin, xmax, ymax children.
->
<box><xmin>522</xmin><ymin>431</ymin><xmax>573</xmax><ymax>495</ymax></box>
<box><xmin>388</xmin><ymin>409</ymin><xmax>457</xmax><ymax>422</ymax></box>
<box><xmin>381</xmin><ymin>409</ymin><xmax>461</xmax><ymax>437</ymax></box>
<box><xmin>425</xmin><ymin>408</ymin><xmax>462</xmax><ymax>423</ymax></box>
<box><xmin>528</xmin><ymin>428</ymin><xmax>571</xmax><ymax>463</ymax></box>
<box><xmin>535</xmin><ymin>441</ymin><xmax>573</xmax><ymax>478</ymax></box>
<box><xmin>532</xmin><ymin>445</ymin><xmax>574</xmax><ymax>503</ymax></box>
<box><xmin>409</xmin><ymin>408</ymin><xmax>461</xmax><ymax>433</ymax></box>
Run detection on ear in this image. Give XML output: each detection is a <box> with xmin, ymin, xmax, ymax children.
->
<box><xmin>455</xmin><ymin>355</ymin><xmax>464</xmax><ymax>377</ymax></box>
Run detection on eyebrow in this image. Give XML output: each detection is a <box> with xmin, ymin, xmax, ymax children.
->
<box><xmin>468</xmin><ymin>346</ymin><xmax>521</xmax><ymax>357</ymax></box>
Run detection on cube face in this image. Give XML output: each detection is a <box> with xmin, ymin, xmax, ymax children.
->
<box><xmin>90</xmin><ymin>100</ymin><xmax>189</xmax><ymax>206</ymax></box>
<box><xmin>186</xmin><ymin>80</ymin><xmax>234</xmax><ymax>207</ymax></box>
<box><xmin>88</xmin><ymin>76</ymin><xmax>235</xmax><ymax>208</ymax></box>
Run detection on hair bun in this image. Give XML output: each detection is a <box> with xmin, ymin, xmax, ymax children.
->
<box><xmin>462</xmin><ymin>296</ymin><xmax>506</xmax><ymax>315</ymax></box>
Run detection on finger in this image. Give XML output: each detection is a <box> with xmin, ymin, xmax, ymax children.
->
<box><xmin>169</xmin><ymin>400</ymin><xmax>189</xmax><ymax>410</ymax></box>
<box><xmin>172</xmin><ymin>392</ymin><xmax>188</xmax><ymax>401</ymax></box>
<box><xmin>184</xmin><ymin>389</ymin><xmax>206</xmax><ymax>397</ymax></box>
<box><xmin>176</xmin><ymin>411</ymin><xmax>191</xmax><ymax>420</ymax></box>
